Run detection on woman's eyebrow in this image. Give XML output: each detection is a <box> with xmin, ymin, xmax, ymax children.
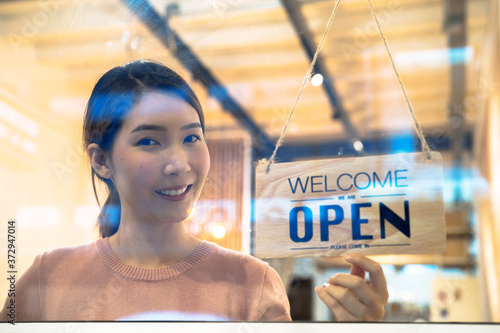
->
<box><xmin>181</xmin><ymin>123</ymin><xmax>202</xmax><ymax>131</ymax></box>
<box><xmin>130</xmin><ymin>123</ymin><xmax>201</xmax><ymax>134</ymax></box>
<box><xmin>130</xmin><ymin>124</ymin><xmax>166</xmax><ymax>133</ymax></box>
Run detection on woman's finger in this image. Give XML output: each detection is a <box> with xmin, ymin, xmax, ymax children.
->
<box><xmin>315</xmin><ymin>286</ymin><xmax>358</xmax><ymax>321</ymax></box>
<box><xmin>344</xmin><ymin>254</ymin><xmax>388</xmax><ymax>299</ymax></box>
<box><xmin>350</xmin><ymin>263</ymin><xmax>365</xmax><ymax>279</ymax></box>
<box><xmin>323</xmin><ymin>254</ymin><xmax>388</xmax><ymax>321</ymax></box>
<box><xmin>321</xmin><ymin>283</ymin><xmax>369</xmax><ymax>319</ymax></box>
<box><xmin>327</xmin><ymin>273</ymin><xmax>377</xmax><ymax>307</ymax></box>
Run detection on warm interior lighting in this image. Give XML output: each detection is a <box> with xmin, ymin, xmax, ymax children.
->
<box><xmin>353</xmin><ymin>140</ymin><xmax>364</xmax><ymax>151</ymax></box>
<box><xmin>212</xmin><ymin>223</ymin><xmax>226</xmax><ymax>239</ymax></box>
<box><xmin>130</xmin><ymin>36</ymin><xmax>141</xmax><ymax>50</ymax></box>
<box><xmin>311</xmin><ymin>73</ymin><xmax>323</xmax><ymax>86</ymax></box>
<box><xmin>121</xmin><ymin>30</ymin><xmax>131</xmax><ymax>43</ymax></box>
<box><xmin>0</xmin><ymin>100</ymin><xmax>39</xmax><ymax>137</ymax></box>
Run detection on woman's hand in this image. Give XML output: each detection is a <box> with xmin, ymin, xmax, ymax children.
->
<box><xmin>315</xmin><ymin>254</ymin><xmax>389</xmax><ymax>321</ymax></box>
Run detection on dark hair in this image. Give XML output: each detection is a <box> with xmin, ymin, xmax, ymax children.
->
<box><xmin>82</xmin><ymin>60</ymin><xmax>205</xmax><ymax>238</ymax></box>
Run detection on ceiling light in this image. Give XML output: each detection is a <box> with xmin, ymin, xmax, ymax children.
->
<box><xmin>311</xmin><ymin>73</ymin><xmax>323</xmax><ymax>86</ymax></box>
<box><xmin>353</xmin><ymin>140</ymin><xmax>364</xmax><ymax>151</ymax></box>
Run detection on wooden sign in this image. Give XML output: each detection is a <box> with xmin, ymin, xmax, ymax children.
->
<box><xmin>254</xmin><ymin>152</ymin><xmax>446</xmax><ymax>258</ymax></box>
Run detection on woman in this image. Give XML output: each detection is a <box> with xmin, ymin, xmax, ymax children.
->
<box><xmin>2</xmin><ymin>60</ymin><xmax>388</xmax><ymax>321</ymax></box>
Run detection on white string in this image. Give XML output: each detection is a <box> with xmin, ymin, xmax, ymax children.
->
<box><xmin>366</xmin><ymin>0</ymin><xmax>432</xmax><ymax>160</ymax></box>
<box><xmin>264</xmin><ymin>0</ymin><xmax>342</xmax><ymax>174</ymax></box>
<box><xmin>264</xmin><ymin>0</ymin><xmax>433</xmax><ymax>174</ymax></box>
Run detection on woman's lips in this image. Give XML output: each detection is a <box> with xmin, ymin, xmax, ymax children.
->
<box><xmin>155</xmin><ymin>185</ymin><xmax>192</xmax><ymax>201</ymax></box>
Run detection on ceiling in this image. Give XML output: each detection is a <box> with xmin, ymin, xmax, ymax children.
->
<box><xmin>0</xmin><ymin>0</ymin><xmax>489</xmax><ymax>159</ymax></box>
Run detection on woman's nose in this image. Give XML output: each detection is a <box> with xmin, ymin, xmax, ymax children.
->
<box><xmin>163</xmin><ymin>145</ymin><xmax>191</xmax><ymax>176</ymax></box>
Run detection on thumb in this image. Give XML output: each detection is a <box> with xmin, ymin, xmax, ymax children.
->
<box><xmin>346</xmin><ymin>255</ymin><xmax>365</xmax><ymax>279</ymax></box>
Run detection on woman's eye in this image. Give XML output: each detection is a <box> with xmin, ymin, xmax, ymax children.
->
<box><xmin>137</xmin><ymin>138</ymin><xmax>159</xmax><ymax>146</ymax></box>
<box><xmin>184</xmin><ymin>135</ymin><xmax>201</xmax><ymax>143</ymax></box>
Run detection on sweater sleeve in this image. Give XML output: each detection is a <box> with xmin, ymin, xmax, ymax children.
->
<box><xmin>1</xmin><ymin>255</ymin><xmax>43</xmax><ymax>322</ymax></box>
<box><xmin>258</xmin><ymin>265</ymin><xmax>292</xmax><ymax>321</ymax></box>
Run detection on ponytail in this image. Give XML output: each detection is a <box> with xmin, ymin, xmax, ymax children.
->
<box><xmin>92</xmin><ymin>170</ymin><xmax>121</xmax><ymax>238</ymax></box>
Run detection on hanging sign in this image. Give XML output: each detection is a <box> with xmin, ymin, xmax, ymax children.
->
<box><xmin>254</xmin><ymin>152</ymin><xmax>446</xmax><ymax>258</ymax></box>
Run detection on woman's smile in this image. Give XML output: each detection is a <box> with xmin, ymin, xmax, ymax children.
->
<box><xmin>156</xmin><ymin>184</ymin><xmax>192</xmax><ymax>201</ymax></box>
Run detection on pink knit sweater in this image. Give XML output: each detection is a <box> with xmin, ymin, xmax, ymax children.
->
<box><xmin>1</xmin><ymin>239</ymin><xmax>291</xmax><ymax>321</ymax></box>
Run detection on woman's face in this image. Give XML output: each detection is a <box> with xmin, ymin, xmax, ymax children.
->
<box><xmin>107</xmin><ymin>91</ymin><xmax>210</xmax><ymax>225</ymax></box>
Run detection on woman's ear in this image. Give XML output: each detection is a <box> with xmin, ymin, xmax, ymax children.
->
<box><xmin>87</xmin><ymin>143</ymin><xmax>112</xmax><ymax>179</ymax></box>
